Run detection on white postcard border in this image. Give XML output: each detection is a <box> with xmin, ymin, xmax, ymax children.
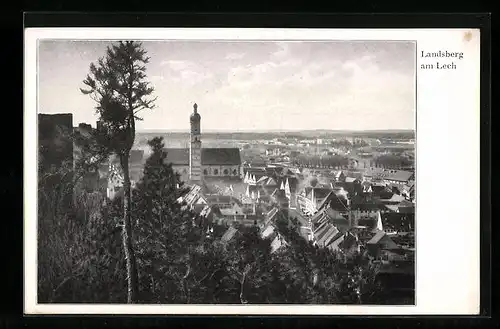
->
<box><xmin>24</xmin><ymin>28</ymin><xmax>481</xmax><ymax>315</ymax></box>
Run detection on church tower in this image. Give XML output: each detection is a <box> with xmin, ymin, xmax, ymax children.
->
<box><xmin>189</xmin><ymin>103</ymin><xmax>202</xmax><ymax>181</ymax></box>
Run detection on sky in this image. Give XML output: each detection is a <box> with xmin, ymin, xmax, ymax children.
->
<box><xmin>38</xmin><ymin>40</ymin><xmax>416</xmax><ymax>132</ymax></box>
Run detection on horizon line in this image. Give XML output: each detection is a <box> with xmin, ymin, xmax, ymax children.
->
<box><xmin>137</xmin><ymin>128</ymin><xmax>415</xmax><ymax>133</ymax></box>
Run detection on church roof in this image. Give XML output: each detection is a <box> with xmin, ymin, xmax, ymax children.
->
<box><xmin>163</xmin><ymin>148</ymin><xmax>190</xmax><ymax>165</ymax></box>
<box><xmin>201</xmin><ymin>148</ymin><xmax>241</xmax><ymax>165</ymax></box>
<box><xmin>163</xmin><ymin>147</ymin><xmax>241</xmax><ymax>166</ymax></box>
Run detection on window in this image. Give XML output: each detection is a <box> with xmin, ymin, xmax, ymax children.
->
<box><xmin>183</xmin><ymin>168</ymin><xmax>188</xmax><ymax>174</ymax></box>
<box><xmin>223</xmin><ymin>169</ymin><xmax>229</xmax><ymax>175</ymax></box>
<box><xmin>203</xmin><ymin>169</ymin><xmax>208</xmax><ymax>175</ymax></box>
<box><xmin>233</xmin><ymin>169</ymin><xmax>237</xmax><ymax>175</ymax></box>
<box><xmin>214</xmin><ymin>169</ymin><xmax>219</xmax><ymax>175</ymax></box>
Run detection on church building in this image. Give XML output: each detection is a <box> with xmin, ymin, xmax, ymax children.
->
<box><xmin>164</xmin><ymin>103</ymin><xmax>242</xmax><ymax>182</ymax></box>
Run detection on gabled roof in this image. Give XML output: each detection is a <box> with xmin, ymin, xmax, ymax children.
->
<box><xmin>315</xmin><ymin>223</ymin><xmax>336</xmax><ymax>242</ymax></box>
<box><xmin>317</xmin><ymin>225</ymin><xmax>341</xmax><ymax>247</ymax></box>
<box><xmin>367</xmin><ymin>231</ymin><xmax>399</xmax><ymax>249</ymax></box>
<box><xmin>198</xmin><ymin>205</ymin><xmax>213</xmax><ymax>219</ymax></box>
<box><xmin>367</xmin><ymin>231</ymin><xmax>386</xmax><ymax>244</ymax></box>
<box><xmin>270</xmin><ymin>234</ymin><xmax>288</xmax><ymax>253</ymax></box>
<box><xmin>384</xmin><ymin>205</ymin><xmax>400</xmax><ymax>212</ymax></box>
<box><xmin>201</xmin><ymin>148</ymin><xmax>241</xmax><ymax>165</ymax></box>
<box><xmin>265</xmin><ymin>177</ymin><xmax>278</xmax><ymax>186</ymax></box>
<box><xmin>338</xmin><ymin>232</ymin><xmax>358</xmax><ymax>250</ymax></box>
<box><xmin>345</xmin><ymin>177</ymin><xmax>359</xmax><ymax>183</ymax></box>
<box><xmin>256</xmin><ymin>175</ymin><xmax>269</xmax><ymax>184</ymax></box>
<box><xmin>271</xmin><ymin>188</ymin><xmax>287</xmax><ymax>203</ymax></box>
<box><xmin>305</xmin><ymin>187</ymin><xmax>332</xmax><ymax>200</ymax></box>
<box><xmin>325</xmin><ymin>235</ymin><xmax>344</xmax><ymax>252</ymax></box>
<box><xmin>261</xmin><ymin>225</ymin><xmax>275</xmax><ymax>239</ymax></box>
<box><xmin>177</xmin><ymin>184</ymin><xmax>203</xmax><ymax>207</ymax></box>
<box><xmin>221</xmin><ymin>226</ymin><xmax>239</xmax><ymax>243</ymax></box>
<box><xmin>266</xmin><ymin>207</ymin><xmax>279</xmax><ymax>221</ymax></box>
<box><xmin>319</xmin><ymin>192</ymin><xmax>349</xmax><ymax>213</ymax></box>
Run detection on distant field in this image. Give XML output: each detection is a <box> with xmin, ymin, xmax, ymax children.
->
<box><xmin>134</xmin><ymin>131</ymin><xmax>415</xmax><ymax>167</ymax></box>
<box><xmin>137</xmin><ymin>130</ymin><xmax>416</xmax><ymax>142</ymax></box>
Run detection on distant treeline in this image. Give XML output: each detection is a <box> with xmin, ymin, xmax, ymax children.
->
<box><xmin>373</xmin><ymin>154</ymin><xmax>414</xmax><ymax>168</ymax></box>
<box><xmin>136</xmin><ymin>130</ymin><xmax>415</xmax><ymax>142</ymax></box>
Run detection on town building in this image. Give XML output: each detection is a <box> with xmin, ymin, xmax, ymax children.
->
<box><xmin>363</xmin><ymin>168</ymin><xmax>414</xmax><ymax>185</ymax></box>
<box><xmin>163</xmin><ymin>103</ymin><xmax>242</xmax><ymax>183</ymax></box>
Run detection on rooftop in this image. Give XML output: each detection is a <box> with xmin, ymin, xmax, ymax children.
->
<box><xmin>163</xmin><ymin>147</ymin><xmax>241</xmax><ymax>166</ymax></box>
<box><xmin>221</xmin><ymin>226</ymin><xmax>239</xmax><ymax>243</ymax></box>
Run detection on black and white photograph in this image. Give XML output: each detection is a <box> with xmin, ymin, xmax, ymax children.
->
<box><xmin>35</xmin><ymin>38</ymin><xmax>416</xmax><ymax>306</ymax></box>
<box><xmin>25</xmin><ymin>28</ymin><xmax>480</xmax><ymax>315</ymax></box>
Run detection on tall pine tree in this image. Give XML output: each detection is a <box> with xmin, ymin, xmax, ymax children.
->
<box><xmin>80</xmin><ymin>41</ymin><xmax>156</xmax><ymax>303</ymax></box>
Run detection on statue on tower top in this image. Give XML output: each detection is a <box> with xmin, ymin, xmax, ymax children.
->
<box><xmin>193</xmin><ymin>103</ymin><xmax>198</xmax><ymax>113</ymax></box>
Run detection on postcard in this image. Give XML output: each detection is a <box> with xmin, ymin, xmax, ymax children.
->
<box><xmin>24</xmin><ymin>28</ymin><xmax>480</xmax><ymax>315</ymax></box>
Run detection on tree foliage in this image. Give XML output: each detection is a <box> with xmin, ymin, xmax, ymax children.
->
<box><xmin>373</xmin><ymin>154</ymin><xmax>413</xmax><ymax>169</ymax></box>
<box><xmin>39</xmin><ymin>136</ymin><xmax>387</xmax><ymax>304</ymax></box>
<box><xmin>38</xmin><ymin>162</ymin><xmax>126</xmax><ymax>303</ymax></box>
<box><xmin>80</xmin><ymin>40</ymin><xmax>157</xmax><ymax>303</ymax></box>
<box><xmin>80</xmin><ymin>41</ymin><xmax>156</xmax><ymax>156</ymax></box>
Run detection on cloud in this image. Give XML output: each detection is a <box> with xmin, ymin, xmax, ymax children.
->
<box><xmin>150</xmin><ymin>75</ymin><xmax>164</xmax><ymax>81</ymax></box>
<box><xmin>178</xmin><ymin>70</ymin><xmax>214</xmax><ymax>85</ymax></box>
<box><xmin>203</xmin><ymin>51</ymin><xmax>414</xmax><ymax>130</ymax></box>
<box><xmin>225</xmin><ymin>52</ymin><xmax>245</xmax><ymax>60</ymax></box>
<box><xmin>158</xmin><ymin>60</ymin><xmax>215</xmax><ymax>86</ymax></box>
<box><xmin>160</xmin><ymin>60</ymin><xmax>193</xmax><ymax>71</ymax></box>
